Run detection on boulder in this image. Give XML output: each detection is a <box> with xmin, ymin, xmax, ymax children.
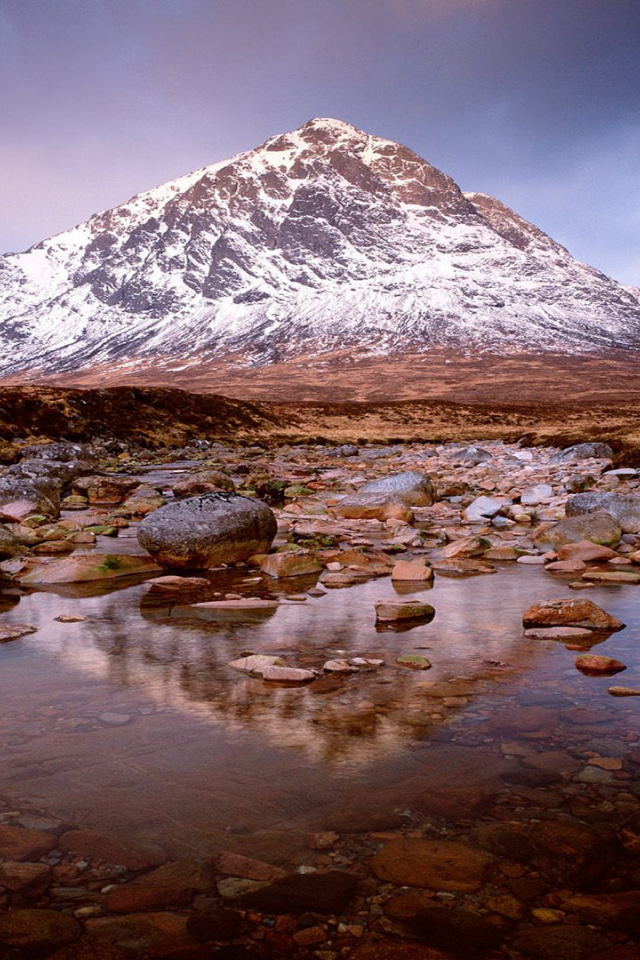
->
<box><xmin>557</xmin><ymin>540</ymin><xmax>618</xmax><ymax>562</ymax></box>
<box><xmin>138</xmin><ymin>492</ymin><xmax>277</xmax><ymax>569</ymax></box>
<box><xmin>0</xmin><ymin>525</ymin><xmax>21</xmax><ymax>559</ymax></box>
<box><xmin>576</xmin><ymin>654</ymin><xmax>626</xmax><ymax>675</ymax></box>
<box><xmin>556</xmin><ymin>442</ymin><xmax>614</xmax><ymax>461</ymax></box>
<box><xmin>238</xmin><ymin>870</ymin><xmax>358</xmax><ymax>914</ymax></box>
<box><xmin>391</xmin><ymin>558</ymin><xmax>433</xmax><ymax>581</ymax></box>
<box><xmin>0</xmin><ymin>477</ymin><xmax>60</xmax><ymax>521</ymax></box>
<box><xmin>375</xmin><ymin>600</ymin><xmax>435</xmax><ymax>623</ymax></box>
<box><xmin>523</xmin><ymin>599</ymin><xmax>624</xmax><ymax>632</ymax></box>
<box><xmin>0</xmin><ymin>825</ymin><xmax>55</xmax><ymax>861</ymax></box>
<box><xmin>451</xmin><ymin>446</ymin><xmax>492</xmax><ymax>464</ymax></box>
<box><xmin>357</xmin><ymin>471</ymin><xmax>435</xmax><ymax>506</ymax></box>
<box><xmin>332</xmin><ymin>491</ymin><xmax>414</xmax><ymax>522</ymax></box>
<box><xmin>260</xmin><ymin>549</ymin><xmax>322</xmax><ymax>578</ymax></box>
<box><xmin>463</xmin><ymin>496</ymin><xmax>505</xmax><ymax>522</ymax></box>
<box><xmin>17</xmin><ymin>554</ymin><xmax>162</xmax><ymax>585</ymax></box>
<box><xmin>0</xmin><ymin>910</ymin><xmax>80</xmax><ymax>951</ymax></box>
<box><xmin>566</xmin><ymin>492</ymin><xmax>640</xmax><ymax>533</ymax></box>
<box><xmin>72</xmin><ymin>475</ymin><xmax>140</xmax><ymax>505</ymax></box>
<box><xmin>172</xmin><ymin>469</ymin><xmax>234</xmax><ymax>498</ymax></box>
<box><xmin>535</xmin><ymin>513</ymin><xmax>621</xmax><ymax>548</ymax></box>
<box><xmin>521</xmin><ymin>483</ymin><xmax>554</xmax><ymax>505</ymax></box>
<box><xmin>371</xmin><ymin>838</ymin><xmax>493</xmax><ymax>892</ymax></box>
<box><xmin>21</xmin><ymin>441</ymin><xmax>94</xmax><ymax>463</ymax></box>
<box><xmin>0</xmin><ymin>862</ymin><xmax>52</xmax><ymax>897</ymax></box>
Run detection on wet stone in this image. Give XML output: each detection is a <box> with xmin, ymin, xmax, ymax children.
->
<box><xmin>0</xmin><ymin>909</ymin><xmax>81</xmax><ymax>951</ymax></box>
<box><xmin>238</xmin><ymin>870</ymin><xmax>358</xmax><ymax>914</ymax></box>
<box><xmin>371</xmin><ymin>838</ymin><xmax>493</xmax><ymax>892</ymax></box>
<box><xmin>509</xmin><ymin>924</ymin><xmax>611</xmax><ymax>960</ymax></box>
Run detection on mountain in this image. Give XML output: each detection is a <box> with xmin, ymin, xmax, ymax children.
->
<box><xmin>1</xmin><ymin>116</ymin><xmax>639</xmax><ymax>380</ymax></box>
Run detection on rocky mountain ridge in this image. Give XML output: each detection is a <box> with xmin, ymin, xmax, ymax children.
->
<box><xmin>1</xmin><ymin>117</ymin><xmax>639</xmax><ymax>378</ymax></box>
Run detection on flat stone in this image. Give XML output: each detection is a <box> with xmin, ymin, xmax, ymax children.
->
<box><xmin>524</xmin><ymin>626</ymin><xmax>593</xmax><ymax>641</ymax></box>
<box><xmin>0</xmin><ymin>825</ymin><xmax>55</xmax><ymax>861</ymax></box>
<box><xmin>545</xmin><ymin>559</ymin><xmax>587</xmax><ymax>573</ymax></box>
<box><xmin>522</xmin><ymin>598</ymin><xmax>624</xmax><ymax>631</ymax></box>
<box><xmin>509</xmin><ymin>924</ymin><xmax>611</xmax><ymax>960</ymax></box>
<box><xmin>557</xmin><ymin>540</ymin><xmax>618</xmax><ymax>562</ymax></box>
<box><xmin>582</xmin><ymin>570</ymin><xmax>640</xmax><ymax>584</ymax></box>
<box><xmin>371</xmin><ymin>838</ymin><xmax>493</xmax><ymax>892</ymax></box>
<box><xmin>0</xmin><ymin>622</ymin><xmax>37</xmax><ymax>642</ymax></box>
<box><xmin>0</xmin><ymin>909</ymin><xmax>80</xmax><ymax>951</ymax></box>
<box><xmin>323</xmin><ymin>659</ymin><xmax>359</xmax><ymax>673</ymax></box>
<box><xmin>375</xmin><ymin>599</ymin><xmax>435</xmax><ymax>623</ymax></box>
<box><xmin>215</xmin><ymin>851</ymin><xmax>286</xmax><ymax>882</ymax></box>
<box><xmin>58</xmin><ymin>830</ymin><xmax>166</xmax><ymax>871</ymax></box>
<box><xmin>187</xmin><ymin>907</ymin><xmax>246</xmax><ymax>943</ymax></box>
<box><xmin>228</xmin><ymin>654</ymin><xmax>286</xmax><ymax>676</ymax></box>
<box><xmin>238</xmin><ymin>870</ymin><xmax>358</xmax><ymax>914</ymax></box>
<box><xmin>18</xmin><ymin>554</ymin><xmax>162</xmax><ymax>585</ymax></box>
<box><xmin>396</xmin><ymin>655</ymin><xmax>431</xmax><ymax>669</ymax></box>
<box><xmin>433</xmin><ymin>558</ymin><xmax>496</xmax><ymax>575</ymax></box>
<box><xmin>260</xmin><ymin>550</ymin><xmax>322</xmax><ymax>578</ymax></box>
<box><xmin>0</xmin><ymin>861</ymin><xmax>52</xmax><ymax>895</ymax></box>
<box><xmin>576</xmin><ymin>654</ymin><xmax>626</xmax><ymax>675</ymax></box>
<box><xmin>391</xmin><ymin>558</ymin><xmax>433</xmax><ymax>581</ymax></box>
<box><xmin>260</xmin><ymin>666</ymin><xmax>316</xmax><ymax>683</ymax></box>
<box><xmin>85</xmin><ymin>913</ymin><xmax>205</xmax><ymax>959</ymax></box>
<box><xmin>609</xmin><ymin>686</ymin><xmax>640</xmax><ymax>696</ymax></box>
<box><xmin>414</xmin><ymin>904</ymin><xmax>504</xmax><ymax>954</ymax></box>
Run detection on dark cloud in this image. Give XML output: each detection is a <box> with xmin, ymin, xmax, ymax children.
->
<box><xmin>1</xmin><ymin>0</ymin><xmax>638</xmax><ymax>283</ymax></box>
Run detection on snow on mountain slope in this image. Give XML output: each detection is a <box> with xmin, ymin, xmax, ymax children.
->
<box><xmin>1</xmin><ymin>117</ymin><xmax>639</xmax><ymax>378</ymax></box>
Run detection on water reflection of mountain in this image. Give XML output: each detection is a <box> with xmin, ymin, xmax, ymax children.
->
<box><xmin>0</xmin><ymin>567</ymin><xmax>554</xmax><ymax>768</ymax></box>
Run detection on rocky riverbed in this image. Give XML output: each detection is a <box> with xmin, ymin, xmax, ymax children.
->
<box><xmin>2</xmin><ymin>436</ymin><xmax>640</xmax><ymax>958</ymax></box>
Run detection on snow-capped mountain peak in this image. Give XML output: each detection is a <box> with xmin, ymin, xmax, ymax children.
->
<box><xmin>1</xmin><ymin>117</ymin><xmax>639</xmax><ymax>378</ymax></box>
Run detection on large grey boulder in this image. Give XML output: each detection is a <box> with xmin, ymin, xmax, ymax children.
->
<box><xmin>5</xmin><ymin>459</ymin><xmax>92</xmax><ymax>486</ymax></box>
<box><xmin>0</xmin><ymin>477</ymin><xmax>60</xmax><ymax>521</ymax></box>
<box><xmin>138</xmin><ymin>492</ymin><xmax>277</xmax><ymax>569</ymax></box>
<box><xmin>356</xmin><ymin>471</ymin><xmax>435</xmax><ymax>506</ymax></box>
<box><xmin>451</xmin><ymin>446</ymin><xmax>492</xmax><ymax>465</ymax></box>
<box><xmin>566</xmin><ymin>492</ymin><xmax>640</xmax><ymax>533</ymax></box>
<box><xmin>20</xmin><ymin>442</ymin><xmax>95</xmax><ymax>464</ymax></box>
<box><xmin>535</xmin><ymin>512</ymin><xmax>622</xmax><ymax>549</ymax></box>
<box><xmin>555</xmin><ymin>442</ymin><xmax>614</xmax><ymax>461</ymax></box>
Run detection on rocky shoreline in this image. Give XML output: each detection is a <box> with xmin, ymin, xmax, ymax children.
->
<box><xmin>2</xmin><ymin>434</ymin><xmax>640</xmax><ymax>957</ymax></box>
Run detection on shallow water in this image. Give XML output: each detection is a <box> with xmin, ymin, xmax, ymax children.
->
<box><xmin>1</xmin><ymin>555</ymin><xmax>639</xmax><ymax>860</ymax></box>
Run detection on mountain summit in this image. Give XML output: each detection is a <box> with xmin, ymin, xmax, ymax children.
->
<box><xmin>1</xmin><ymin>117</ymin><xmax>639</xmax><ymax>379</ymax></box>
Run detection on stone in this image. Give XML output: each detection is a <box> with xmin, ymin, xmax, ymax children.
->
<box><xmin>557</xmin><ymin>442</ymin><xmax>614</xmax><ymax>460</ymax></box>
<box><xmin>0</xmin><ymin>909</ymin><xmax>80</xmax><ymax>951</ymax></box>
<box><xmin>452</xmin><ymin>446</ymin><xmax>492</xmax><ymax>464</ymax></box>
<box><xmin>260</xmin><ymin>550</ymin><xmax>322</xmax><ymax>578</ymax></box>
<box><xmin>187</xmin><ymin>907</ymin><xmax>246</xmax><ymax>943</ymax></box>
<box><xmin>357</xmin><ymin>471</ymin><xmax>435</xmax><ymax>506</ymax></box>
<box><xmin>582</xmin><ymin>569</ymin><xmax>640</xmax><ymax>584</ymax></box>
<box><xmin>85</xmin><ymin>913</ymin><xmax>205</xmax><ymax>959</ymax></box>
<box><xmin>58</xmin><ymin>830</ymin><xmax>166</xmax><ymax>871</ymax></box>
<box><xmin>509</xmin><ymin>924</ymin><xmax>611</xmax><ymax>960</ymax></box>
<box><xmin>396</xmin><ymin>655</ymin><xmax>431</xmax><ymax>669</ymax></box>
<box><xmin>215</xmin><ymin>851</ymin><xmax>286</xmax><ymax>881</ymax></box>
<box><xmin>545</xmin><ymin>559</ymin><xmax>587</xmax><ymax>573</ymax></box>
<box><xmin>375</xmin><ymin>600</ymin><xmax>435</xmax><ymax>623</ymax></box>
<box><xmin>173</xmin><ymin>469</ymin><xmax>235</xmax><ymax>498</ymax></box>
<box><xmin>0</xmin><ymin>622</ymin><xmax>37</xmax><ymax>642</ymax></box>
<box><xmin>147</xmin><ymin>575</ymin><xmax>211</xmax><ymax>590</ymax></box>
<box><xmin>521</xmin><ymin>483</ymin><xmax>554</xmax><ymax>505</ymax></box>
<box><xmin>18</xmin><ymin>554</ymin><xmax>162</xmax><ymax>584</ymax></box>
<box><xmin>432</xmin><ymin>558</ymin><xmax>496</xmax><ymax>575</ymax></box>
<box><xmin>238</xmin><ymin>870</ymin><xmax>358</xmax><ymax>914</ymax></box>
<box><xmin>463</xmin><ymin>496</ymin><xmax>505</xmax><ymax>522</ymax></box>
<box><xmin>0</xmin><ymin>861</ymin><xmax>52</xmax><ymax>896</ymax></box>
<box><xmin>522</xmin><ymin>598</ymin><xmax>624</xmax><ymax>631</ymax></box>
<box><xmin>72</xmin><ymin>475</ymin><xmax>140</xmax><ymax>505</ymax></box>
<box><xmin>608</xmin><ymin>686</ymin><xmax>640</xmax><ymax>696</ymax></box>
<box><xmin>349</xmin><ymin>944</ymin><xmax>448</xmax><ymax>960</ymax></box>
<box><xmin>138</xmin><ymin>492</ymin><xmax>277</xmax><ymax>569</ymax></box>
<box><xmin>228</xmin><ymin>654</ymin><xmax>286</xmax><ymax>676</ymax></box>
<box><xmin>106</xmin><ymin>859</ymin><xmax>212</xmax><ymax>912</ymax></box>
<box><xmin>566</xmin><ymin>492</ymin><xmax>640</xmax><ymax>533</ymax></box>
<box><xmin>535</xmin><ymin>513</ymin><xmax>622</xmax><ymax>549</ymax></box>
<box><xmin>0</xmin><ymin>825</ymin><xmax>55</xmax><ymax>861</ymax></box>
<box><xmin>414</xmin><ymin>905</ymin><xmax>504</xmax><ymax>956</ymax></box>
<box><xmin>575</xmin><ymin>654</ymin><xmax>626</xmax><ymax>675</ymax></box>
<box><xmin>0</xmin><ymin>525</ymin><xmax>21</xmax><ymax>559</ymax></box>
<box><xmin>0</xmin><ymin>477</ymin><xmax>60</xmax><ymax>521</ymax></box>
<box><xmin>391</xmin><ymin>558</ymin><xmax>433</xmax><ymax>581</ymax></box>
<box><xmin>370</xmin><ymin>838</ymin><xmax>493</xmax><ymax>892</ymax></box>
<box><xmin>323</xmin><ymin>659</ymin><xmax>359</xmax><ymax>673</ymax></box>
<box><xmin>47</xmin><ymin>939</ymin><xmax>133</xmax><ymax>960</ymax></box>
<box><xmin>524</xmin><ymin>626</ymin><xmax>593</xmax><ymax>642</ymax></box>
<box><xmin>557</xmin><ymin>540</ymin><xmax>618</xmax><ymax>562</ymax></box>
<box><xmin>441</xmin><ymin>535</ymin><xmax>492</xmax><ymax>559</ymax></box>
<box><xmin>261</xmin><ymin>665</ymin><xmax>316</xmax><ymax>683</ymax></box>
<box><xmin>332</xmin><ymin>491</ymin><xmax>414</xmax><ymax>522</ymax></box>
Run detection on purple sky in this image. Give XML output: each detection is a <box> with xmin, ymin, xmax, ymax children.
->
<box><xmin>1</xmin><ymin>0</ymin><xmax>639</xmax><ymax>284</ymax></box>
